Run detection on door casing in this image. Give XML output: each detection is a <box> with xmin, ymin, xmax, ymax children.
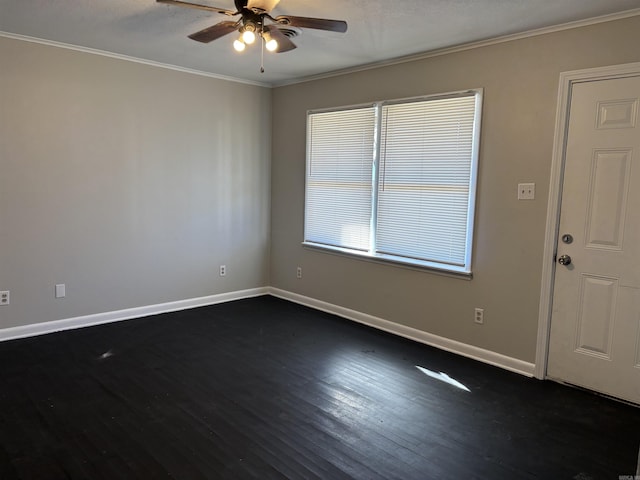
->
<box><xmin>535</xmin><ymin>61</ymin><xmax>640</xmax><ymax>380</ymax></box>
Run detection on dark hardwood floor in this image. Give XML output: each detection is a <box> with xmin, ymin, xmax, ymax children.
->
<box><xmin>0</xmin><ymin>295</ymin><xmax>638</xmax><ymax>479</ymax></box>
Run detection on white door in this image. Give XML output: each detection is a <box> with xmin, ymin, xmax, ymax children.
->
<box><xmin>547</xmin><ymin>74</ymin><xmax>640</xmax><ymax>404</ymax></box>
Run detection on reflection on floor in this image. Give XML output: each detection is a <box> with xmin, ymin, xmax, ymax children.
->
<box><xmin>416</xmin><ymin>365</ymin><xmax>471</xmax><ymax>392</ymax></box>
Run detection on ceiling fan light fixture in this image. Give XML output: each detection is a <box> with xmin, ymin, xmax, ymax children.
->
<box><xmin>233</xmin><ymin>38</ymin><xmax>246</xmax><ymax>51</ymax></box>
<box><xmin>242</xmin><ymin>29</ymin><xmax>256</xmax><ymax>44</ymax></box>
<box><xmin>241</xmin><ymin>22</ymin><xmax>256</xmax><ymax>44</ymax></box>
<box><xmin>265</xmin><ymin>38</ymin><xmax>278</xmax><ymax>52</ymax></box>
<box><xmin>262</xmin><ymin>31</ymin><xmax>278</xmax><ymax>52</ymax></box>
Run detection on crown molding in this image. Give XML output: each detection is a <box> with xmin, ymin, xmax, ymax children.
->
<box><xmin>273</xmin><ymin>7</ymin><xmax>640</xmax><ymax>87</ymax></box>
<box><xmin>0</xmin><ymin>31</ymin><xmax>271</xmax><ymax>88</ymax></box>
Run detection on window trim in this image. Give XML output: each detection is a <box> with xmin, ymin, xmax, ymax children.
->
<box><xmin>303</xmin><ymin>88</ymin><xmax>483</xmax><ymax>276</ymax></box>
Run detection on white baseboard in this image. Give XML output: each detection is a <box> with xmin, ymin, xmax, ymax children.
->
<box><xmin>0</xmin><ymin>286</ymin><xmax>536</xmax><ymax>378</ymax></box>
<box><xmin>269</xmin><ymin>287</ymin><xmax>535</xmax><ymax>377</ymax></box>
<box><xmin>0</xmin><ymin>287</ymin><xmax>269</xmax><ymax>342</ymax></box>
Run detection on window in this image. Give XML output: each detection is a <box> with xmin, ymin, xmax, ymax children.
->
<box><xmin>304</xmin><ymin>89</ymin><xmax>482</xmax><ymax>275</ymax></box>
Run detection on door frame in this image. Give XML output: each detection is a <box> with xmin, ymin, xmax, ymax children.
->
<box><xmin>535</xmin><ymin>61</ymin><xmax>640</xmax><ymax>380</ymax></box>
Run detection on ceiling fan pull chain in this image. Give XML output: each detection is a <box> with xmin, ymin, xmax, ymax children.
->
<box><xmin>260</xmin><ymin>25</ymin><xmax>265</xmax><ymax>73</ymax></box>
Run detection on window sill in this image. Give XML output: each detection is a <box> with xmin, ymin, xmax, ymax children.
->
<box><xmin>302</xmin><ymin>242</ymin><xmax>473</xmax><ymax>280</ymax></box>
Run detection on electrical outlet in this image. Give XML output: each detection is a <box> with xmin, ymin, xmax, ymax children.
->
<box><xmin>296</xmin><ymin>266</ymin><xmax>302</xmax><ymax>279</ymax></box>
<box><xmin>517</xmin><ymin>183</ymin><xmax>535</xmax><ymax>200</ymax></box>
<box><xmin>219</xmin><ymin>265</ymin><xmax>226</xmax><ymax>277</ymax></box>
<box><xmin>55</xmin><ymin>284</ymin><xmax>66</xmax><ymax>298</ymax></box>
<box><xmin>0</xmin><ymin>291</ymin><xmax>9</xmax><ymax>305</ymax></box>
<box><xmin>474</xmin><ymin>308</ymin><xmax>484</xmax><ymax>324</ymax></box>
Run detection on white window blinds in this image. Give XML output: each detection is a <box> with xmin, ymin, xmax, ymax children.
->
<box><xmin>304</xmin><ymin>90</ymin><xmax>481</xmax><ymax>274</ymax></box>
<box><xmin>304</xmin><ymin>106</ymin><xmax>376</xmax><ymax>251</ymax></box>
<box><xmin>376</xmin><ymin>95</ymin><xmax>477</xmax><ymax>266</ymax></box>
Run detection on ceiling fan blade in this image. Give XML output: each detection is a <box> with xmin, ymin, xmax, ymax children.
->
<box><xmin>247</xmin><ymin>0</ymin><xmax>280</xmax><ymax>13</ymax></box>
<box><xmin>264</xmin><ymin>25</ymin><xmax>296</xmax><ymax>53</ymax></box>
<box><xmin>274</xmin><ymin>15</ymin><xmax>347</xmax><ymax>33</ymax></box>
<box><xmin>156</xmin><ymin>0</ymin><xmax>237</xmax><ymax>16</ymax></box>
<box><xmin>188</xmin><ymin>21</ymin><xmax>239</xmax><ymax>43</ymax></box>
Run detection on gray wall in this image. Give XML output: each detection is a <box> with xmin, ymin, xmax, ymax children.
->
<box><xmin>270</xmin><ymin>16</ymin><xmax>640</xmax><ymax>363</ymax></box>
<box><xmin>0</xmin><ymin>36</ymin><xmax>271</xmax><ymax>329</ymax></box>
<box><xmin>3</xmin><ymin>16</ymin><xmax>640</xmax><ymax>365</ymax></box>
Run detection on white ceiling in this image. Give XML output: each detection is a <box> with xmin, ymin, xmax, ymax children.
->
<box><xmin>1</xmin><ymin>0</ymin><xmax>639</xmax><ymax>86</ymax></box>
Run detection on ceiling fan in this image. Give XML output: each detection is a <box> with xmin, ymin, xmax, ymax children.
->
<box><xmin>157</xmin><ymin>0</ymin><xmax>348</xmax><ymax>54</ymax></box>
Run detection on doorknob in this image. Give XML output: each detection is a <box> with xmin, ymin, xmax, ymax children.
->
<box><xmin>558</xmin><ymin>254</ymin><xmax>572</xmax><ymax>266</ymax></box>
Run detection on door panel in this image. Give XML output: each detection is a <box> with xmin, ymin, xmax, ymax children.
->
<box><xmin>547</xmin><ymin>75</ymin><xmax>640</xmax><ymax>405</ymax></box>
<box><xmin>584</xmin><ymin>149</ymin><xmax>631</xmax><ymax>250</ymax></box>
<box><xmin>575</xmin><ymin>274</ymin><xmax>617</xmax><ymax>358</ymax></box>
